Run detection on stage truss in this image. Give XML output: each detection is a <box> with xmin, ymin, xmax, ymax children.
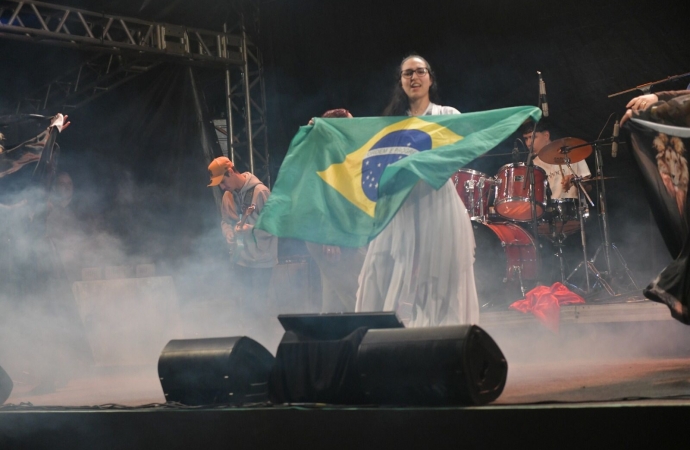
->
<box><xmin>0</xmin><ymin>0</ymin><xmax>270</xmax><ymax>185</ymax></box>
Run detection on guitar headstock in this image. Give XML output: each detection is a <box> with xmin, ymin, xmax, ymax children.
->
<box><xmin>238</xmin><ymin>203</ymin><xmax>256</xmax><ymax>227</ymax></box>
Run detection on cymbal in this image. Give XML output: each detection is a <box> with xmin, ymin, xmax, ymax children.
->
<box><xmin>538</xmin><ymin>137</ymin><xmax>592</xmax><ymax>165</ymax></box>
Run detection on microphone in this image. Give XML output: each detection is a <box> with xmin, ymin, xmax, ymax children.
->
<box><xmin>611</xmin><ymin>120</ymin><xmax>620</xmax><ymax>158</ymax></box>
<box><xmin>538</xmin><ymin>72</ymin><xmax>549</xmax><ymax>117</ymax></box>
<box><xmin>513</xmin><ymin>139</ymin><xmax>520</xmax><ymax>163</ymax></box>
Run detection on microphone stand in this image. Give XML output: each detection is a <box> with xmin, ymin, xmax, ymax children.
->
<box><xmin>608</xmin><ymin>71</ymin><xmax>690</xmax><ymax>98</ymax></box>
<box><xmin>528</xmin><ymin>72</ymin><xmax>546</xmax><ymax>284</ymax></box>
<box><xmin>525</xmin><ymin>128</ymin><xmax>541</xmax><ymax>280</ymax></box>
<box><xmin>559</xmin><ymin>138</ymin><xmax>639</xmax><ymax>296</ymax></box>
<box><xmin>562</xmin><ymin>156</ymin><xmax>598</xmax><ymax>295</ymax></box>
<box><xmin>594</xmin><ymin>142</ymin><xmax>612</xmax><ymax>276</ymax></box>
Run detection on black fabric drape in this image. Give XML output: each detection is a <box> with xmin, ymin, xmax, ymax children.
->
<box><xmin>627</xmin><ymin>120</ymin><xmax>690</xmax><ymax>323</ymax></box>
<box><xmin>627</xmin><ymin>123</ymin><xmax>689</xmax><ymax>258</ymax></box>
<box><xmin>59</xmin><ymin>64</ymin><xmax>224</xmax><ymax>261</ymax></box>
<box><xmin>269</xmin><ymin>327</ymin><xmax>368</xmax><ymax>404</ymax></box>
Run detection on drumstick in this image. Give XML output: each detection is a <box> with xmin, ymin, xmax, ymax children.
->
<box><xmin>559</xmin><ymin>165</ymin><xmax>569</xmax><ymax>189</ymax></box>
<box><xmin>559</xmin><ymin>165</ymin><xmax>566</xmax><ymax>178</ymax></box>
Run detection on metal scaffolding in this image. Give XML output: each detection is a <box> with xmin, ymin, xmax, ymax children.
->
<box><xmin>218</xmin><ymin>1</ymin><xmax>271</xmax><ymax>186</ymax></box>
<box><xmin>15</xmin><ymin>53</ymin><xmax>163</xmax><ymax>113</ymax></box>
<box><xmin>0</xmin><ymin>0</ymin><xmax>270</xmax><ymax>184</ymax></box>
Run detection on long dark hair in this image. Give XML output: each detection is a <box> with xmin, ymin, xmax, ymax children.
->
<box><xmin>382</xmin><ymin>54</ymin><xmax>440</xmax><ymax>116</ymax></box>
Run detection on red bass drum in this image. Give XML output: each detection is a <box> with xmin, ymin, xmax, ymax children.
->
<box><xmin>472</xmin><ymin>221</ymin><xmax>538</xmax><ymax>305</ymax></box>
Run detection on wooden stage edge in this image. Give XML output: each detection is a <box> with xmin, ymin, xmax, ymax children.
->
<box><xmin>2</xmin><ymin>400</ymin><xmax>690</xmax><ymax>449</ymax></box>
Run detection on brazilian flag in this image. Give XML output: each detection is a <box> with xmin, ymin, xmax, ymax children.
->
<box><xmin>256</xmin><ymin>106</ymin><xmax>541</xmax><ymax>247</ymax></box>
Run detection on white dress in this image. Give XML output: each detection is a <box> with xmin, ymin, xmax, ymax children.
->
<box><xmin>355</xmin><ymin>103</ymin><xmax>479</xmax><ymax>327</ymax></box>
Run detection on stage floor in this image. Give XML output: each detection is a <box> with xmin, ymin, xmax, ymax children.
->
<box><xmin>7</xmin><ymin>357</ymin><xmax>690</xmax><ymax>408</ymax></box>
<box><xmin>5</xmin><ymin>299</ymin><xmax>690</xmax><ymax>408</ymax></box>
<box><xmin>3</xmin><ymin>300</ymin><xmax>690</xmax><ymax>449</ymax></box>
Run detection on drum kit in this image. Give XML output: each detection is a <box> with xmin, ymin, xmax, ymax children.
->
<box><xmin>453</xmin><ymin>135</ymin><xmax>638</xmax><ymax>306</ymax></box>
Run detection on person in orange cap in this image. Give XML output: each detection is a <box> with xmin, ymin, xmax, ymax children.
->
<box><xmin>207</xmin><ymin>156</ymin><xmax>278</xmax><ymax>338</ymax></box>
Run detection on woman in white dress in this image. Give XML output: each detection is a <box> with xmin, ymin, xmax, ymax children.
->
<box><xmin>355</xmin><ymin>54</ymin><xmax>479</xmax><ymax>327</ymax></box>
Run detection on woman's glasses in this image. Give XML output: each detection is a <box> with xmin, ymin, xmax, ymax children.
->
<box><xmin>401</xmin><ymin>68</ymin><xmax>429</xmax><ymax>78</ymax></box>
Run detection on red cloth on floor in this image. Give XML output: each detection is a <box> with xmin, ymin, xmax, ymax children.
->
<box><xmin>509</xmin><ymin>282</ymin><xmax>585</xmax><ymax>332</ymax></box>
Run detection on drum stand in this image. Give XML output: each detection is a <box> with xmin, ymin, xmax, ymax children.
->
<box><xmin>562</xmin><ymin>142</ymin><xmax>639</xmax><ymax>297</ymax></box>
<box><xmin>541</xmin><ymin>156</ymin><xmax>602</xmax><ymax>295</ymax></box>
<box><xmin>547</xmin><ymin>224</ymin><xmax>572</xmax><ymax>286</ymax></box>
<box><xmin>565</xmin><ymin>174</ymin><xmax>615</xmax><ymax>296</ymax></box>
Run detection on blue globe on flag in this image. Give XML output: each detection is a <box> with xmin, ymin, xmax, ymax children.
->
<box><xmin>361</xmin><ymin>129</ymin><xmax>433</xmax><ymax>201</ymax></box>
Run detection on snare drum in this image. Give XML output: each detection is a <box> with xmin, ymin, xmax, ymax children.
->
<box><xmin>538</xmin><ymin>198</ymin><xmax>581</xmax><ymax>237</ymax></box>
<box><xmin>494</xmin><ymin>163</ymin><xmax>547</xmax><ymax>222</ymax></box>
<box><xmin>452</xmin><ymin>169</ymin><xmax>492</xmax><ymax>220</ymax></box>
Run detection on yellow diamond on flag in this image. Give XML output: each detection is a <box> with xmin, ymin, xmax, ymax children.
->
<box><xmin>317</xmin><ymin>116</ymin><xmax>464</xmax><ymax>217</ymax></box>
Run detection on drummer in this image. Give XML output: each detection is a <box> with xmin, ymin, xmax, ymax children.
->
<box><xmin>521</xmin><ymin>119</ymin><xmax>591</xmax><ymax>199</ymax></box>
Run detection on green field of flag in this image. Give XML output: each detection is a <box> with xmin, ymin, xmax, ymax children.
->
<box><xmin>256</xmin><ymin>106</ymin><xmax>541</xmax><ymax>247</ymax></box>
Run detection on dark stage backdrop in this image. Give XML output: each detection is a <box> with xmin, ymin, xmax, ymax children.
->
<box><xmin>259</xmin><ymin>0</ymin><xmax>689</xmax><ymax>282</ymax></box>
<box><xmin>261</xmin><ymin>0</ymin><xmax>689</xmax><ymax>151</ymax></box>
<box><xmin>56</xmin><ymin>65</ymin><xmax>225</xmax><ymax>261</ymax></box>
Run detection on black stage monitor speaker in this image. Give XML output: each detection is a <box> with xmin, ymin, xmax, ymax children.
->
<box><xmin>277</xmin><ymin>311</ymin><xmax>404</xmax><ymax>340</ymax></box>
<box><xmin>158</xmin><ymin>336</ymin><xmax>275</xmax><ymax>406</ymax></box>
<box><xmin>357</xmin><ymin>325</ymin><xmax>508</xmax><ymax>406</ymax></box>
<box><xmin>0</xmin><ymin>364</ymin><xmax>12</xmax><ymax>404</ymax></box>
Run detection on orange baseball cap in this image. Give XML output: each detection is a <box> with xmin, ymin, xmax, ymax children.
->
<box><xmin>207</xmin><ymin>157</ymin><xmax>233</xmax><ymax>187</ymax></box>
